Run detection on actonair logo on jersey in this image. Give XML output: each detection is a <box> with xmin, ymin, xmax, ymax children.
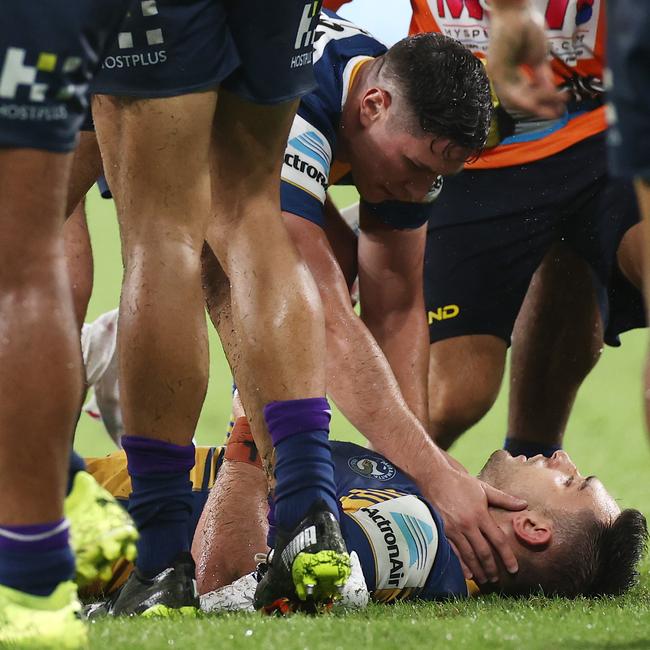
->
<box><xmin>348</xmin><ymin>456</ymin><xmax>396</xmax><ymax>482</ymax></box>
<box><xmin>282</xmin><ymin>115</ymin><xmax>331</xmax><ymax>203</ymax></box>
<box><xmin>347</xmin><ymin>495</ymin><xmax>438</xmax><ymax>593</ymax></box>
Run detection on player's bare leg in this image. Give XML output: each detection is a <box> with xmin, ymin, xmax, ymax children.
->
<box><xmin>94</xmin><ymin>92</ymin><xmax>214</xmax><ymax>444</ymax></box>
<box><xmin>64</xmin><ymin>130</ymin><xmax>102</xmax><ymax>329</ymax></box>
<box><xmin>91</xmin><ymin>92</ymin><xmax>215</xmax><ymax>614</ymax></box>
<box><xmin>0</xmin><ymin>149</ymin><xmax>79</xmax><ymax>528</ymax></box>
<box><xmin>428</xmin><ymin>336</ymin><xmax>506</xmax><ymax>449</ymax></box>
<box><xmin>507</xmin><ymin>244</ymin><xmax>602</xmax><ymax>454</ymax></box>
<box><xmin>0</xmin><ymin>147</ymin><xmax>89</xmax><ymax>647</ymax></box>
<box><xmin>208</xmin><ymin>93</ymin><xmax>326</xmax><ymax>439</ymax></box>
<box><xmin>64</xmin><ymin>200</ymin><xmax>93</xmax><ymax>328</ymax></box>
<box><xmin>207</xmin><ymin>91</ymin><xmax>349</xmax><ymax>611</ymax></box>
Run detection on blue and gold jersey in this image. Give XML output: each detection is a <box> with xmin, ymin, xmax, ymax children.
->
<box><xmin>85</xmin><ymin>441</ymin><xmax>468</xmax><ymax>602</ymax></box>
<box><xmin>331</xmin><ymin>441</ymin><xmax>468</xmax><ymax>602</ymax></box>
<box><xmin>280</xmin><ymin>11</ymin><xmax>434</xmax><ymax>231</ymax></box>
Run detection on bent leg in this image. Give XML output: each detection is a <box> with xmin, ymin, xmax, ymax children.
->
<box><xmin>507</xmin><ymin>244</ymin><xmax>603</xmax><ymax>451</ymax></box>
<box><xmin>64</xmin><ymin>199</ymin><xmax>93</xmax><ymax>328</ymax></box>
<box><xmin>208</xmin><ymin>92</ymin><xmax>326</xmax><ymax>467</ymax></box>
<box><xmin>428</xmin><ymin>335</ymin><xmax>506</xmax><ymax>450</ymax></box>
<box><xmin>208</xmin><ymin>92</ymin><xmax>344</xmax><ymax>560</ymax></box>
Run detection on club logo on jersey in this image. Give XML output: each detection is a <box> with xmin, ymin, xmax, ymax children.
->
<box><xmin>348</xmin><ymin>456</ymin><xmax>397</xmax><ymax>482</ymax></box>
<box><xmin>422</xmin><ymin>175</ymin><xmax>444</xmax><ymax>203</ymax></box>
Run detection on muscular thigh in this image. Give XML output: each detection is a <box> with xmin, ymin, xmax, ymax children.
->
<box><xmin>92</xmin><ymin>92</ymin><xmax>216</xmax><ymax>240</ymax></box>
<box><xmin>0</xmin><ymin>150</ymin><xmax>72</xmax><ymax>269</ymax></box>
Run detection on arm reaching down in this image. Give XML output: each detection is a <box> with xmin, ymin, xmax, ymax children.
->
<box><xmin>283</xmin><ymin>210</ymin><xmax>526</xmax><ymax>584</ymax></box>
<box><xmin>192</xmin><ymin>418</ymin><xmax>269</xmax><ymax>595</ymax></box>
<box><xmin>357</xmin><ymin>208</ymin><xmax>428</xmax><ymax>425</ymax></box>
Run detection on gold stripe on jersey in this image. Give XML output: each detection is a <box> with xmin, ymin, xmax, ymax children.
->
<box><xmin>84</xmin><ymin>446</ymin><xmax>224</xmax><ymax>500</ymax></box>
<box><xmin>373</xmin><ymin>587</ymin><xmax>417</xmax><ymax>604</ymax></box>
<box><xmin>339</xmin><ymin>488</ymin><xmax>408</xmax><ymax>513</ymax></box>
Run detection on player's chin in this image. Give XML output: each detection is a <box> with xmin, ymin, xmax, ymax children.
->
<box><xmin>477</xmin><ymin>449</ymin><xmax>510</xmax><ymax>483</ymax></box>
<box><xmin>360</xmin><ymin>182</ymin><xmax>390</xmax><ymax>203</ymax></box>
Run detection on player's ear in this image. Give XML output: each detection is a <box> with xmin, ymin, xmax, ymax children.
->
<box><xmin>359</xmin><ymin>87</ymin><xmax>392</xmax><ymax>126</ymax></box>
<box><xmin>512</xmin><ymin>511</ymin><xmax>552</xmax><ymax>549</ymax></box>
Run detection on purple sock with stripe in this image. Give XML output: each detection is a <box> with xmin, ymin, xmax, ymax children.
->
<box><xmin>264</xmin><ymin>397</ymin><xmax>339</xmax><ymax>533</ymax></box>
<box><xmin>0</xmin><ymin>519</ymin><xmax>75</xmax><ymax>596</ymax></box>
<box><xmin>122</xmin><ymin>436</ymin><xmax>195</xmax><ymax>578</ymax></box>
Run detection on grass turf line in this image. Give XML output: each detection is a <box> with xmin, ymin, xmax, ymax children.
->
<box><xmin>78</xmin><ymin>186</ymin><xmax>650</xmax><ymax>648</ymax></box>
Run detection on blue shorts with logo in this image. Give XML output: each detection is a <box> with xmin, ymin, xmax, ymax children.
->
<box><xmin>424</xmin><ymin>132</ymin><xmax>644</xmax><ymax>347</ymax></box>
<box><xmin>92</xmin><ymin>0</ymin><xmax>322</xmax><ymax>104</ymax></box>
<box><xmin>606</xmin><ymin>0</ymin><xmax>650</xmax><ymax>181</ymax></box>
<box><xmin>0</xmin><ymin>0</ymin><xmax>129</xmax><ymax>152</ymax></box>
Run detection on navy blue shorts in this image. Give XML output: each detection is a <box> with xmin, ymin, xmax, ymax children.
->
<box><xmin>92</xmin><ymin>0</ymin><xmax>321</xmax><ymax>104</ymax></box>
<box><xmin>0</xmin><ymin>0</ymin><xmax>129</xmax><ymax>152</ymax></box>
<box><xmin>424</xmin><ymin>133</ymin><xmax>644</xmax><ymax>347</ymax></box>
<box><xmin>606</xmin><ymin>0</ymin><xmax>650</xmax><ymax>181</ymax></box>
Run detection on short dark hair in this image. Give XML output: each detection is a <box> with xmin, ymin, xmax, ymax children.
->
<box><xmin>381</xmin><ymin>32</ymin><xmax>493</xmax><ymax>154</ymax></box>
<box><xmin>505</xmin><ymin>508</ymin><xmax>648</xmax><ymax>598</ymax></box>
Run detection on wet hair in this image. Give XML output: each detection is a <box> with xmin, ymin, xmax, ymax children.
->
<box><xmin>379</xmin><ymin>32</ymin><xmax>493</xmax><ymax>154</ymax></box>
<box><xmin>501</xmin><ymin>508</ymin><xmax>648</xmax><ymax>598</ymax></box>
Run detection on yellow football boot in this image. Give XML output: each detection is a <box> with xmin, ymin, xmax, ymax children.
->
<box><xmin>65</xmin><ymin>470</ymin><xmax>138</xmax><ymax>587</ymax></box>
<box><xmin>0</xmin><ymin>580</ymin><xmax>87</xmax><ymax>649</ymax></box>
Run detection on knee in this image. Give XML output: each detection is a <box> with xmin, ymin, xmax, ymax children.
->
<box><xmin>428</xmin><ymin>377</ymin><xmax>501</xmax><ymax>449</ymax></box>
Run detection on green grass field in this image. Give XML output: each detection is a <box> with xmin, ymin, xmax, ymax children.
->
<box><xmin>77</xmin><ymin>187</ymin><xmax>650</xmax><ymax>649</ymax></box>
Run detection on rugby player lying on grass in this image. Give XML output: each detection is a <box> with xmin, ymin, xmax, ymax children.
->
<box><xmin>81</xmin><ymin>409</ymin><xmax>647</xmax><ymax>613</ymax></box>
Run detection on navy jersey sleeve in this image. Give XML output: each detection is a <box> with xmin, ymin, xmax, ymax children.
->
<box><xmin>280</xmin><ymin>112</ymin><xmax>333</xmax><ymax>228</ymax></box>
<box><xmin>280</xmin><ymin>10</ymin><xmax>388</xmax><ymax>229</ymax></box>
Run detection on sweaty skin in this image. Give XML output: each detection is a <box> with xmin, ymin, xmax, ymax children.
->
<box><xmin>93</xmin><ymin>92</ymin><xmax>216</xmax><ymax>445</ymax></box>
<box><xmin>0</xmin><ymin>149</ymin><xmax>81</xmax><ymax>526</ymax></box>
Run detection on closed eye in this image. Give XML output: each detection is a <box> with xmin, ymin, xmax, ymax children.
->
<box><xmin>564</xmin><ymin>475</ymin><xmax>575</xmax><ymax>487</ymax></box>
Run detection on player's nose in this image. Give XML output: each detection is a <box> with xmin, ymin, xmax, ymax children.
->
<box><xmin>548</xmin><ymin>450</ymin><xmax>577</xmax><ymax>472</ymax></box>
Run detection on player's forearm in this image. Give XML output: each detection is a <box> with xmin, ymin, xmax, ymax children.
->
<box><xmin>489</xmin><ymin>0</ymin><xmax>531</xmax><ymax>9</ymax></box>
<box><xmin>361</xmin><ymin>303</ymin><xmax>429</xmax><ymax>427</ymax></box>
<box><xmin>192</xmin><ymin>458</ymin><xmax>269</xmax><ymax>594</ymax></box>
<box><xmin>326</xmin><ymin>308</ymin><xmax>450</xmax><ymax>479</ymax></box>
